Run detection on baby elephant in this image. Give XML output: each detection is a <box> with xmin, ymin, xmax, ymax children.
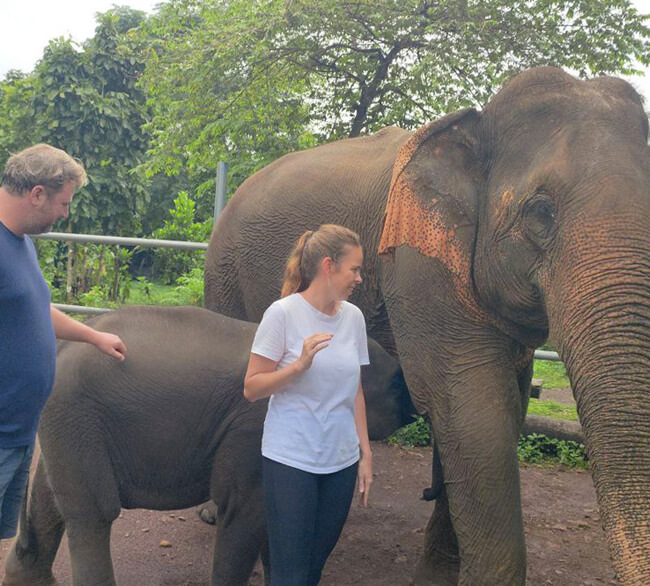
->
<box><xmin>3</xmin><ymin>305</ymin><xmax>412</xmax><ymax>586</ymax></box>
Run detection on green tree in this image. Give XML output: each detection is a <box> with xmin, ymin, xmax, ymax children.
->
<box><xmin>0</xmin><ymin>7</ymin><xmax>151</xmax><ymax>234</ymax></box>
<box><xmin>140</xmin><ymin>0</ymin><xmax>318</xmax><ymax>210</ymax></box>
<box><xmin>142</xmin><ymin>0</ymin><xmax>650</xmax><ymax>191</ymax></box>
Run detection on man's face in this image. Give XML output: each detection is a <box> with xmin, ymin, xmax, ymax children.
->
<box><xmin>28</xmin><ymin>181</ymin><xmax>75</xmax><ymax>234</ymax></box>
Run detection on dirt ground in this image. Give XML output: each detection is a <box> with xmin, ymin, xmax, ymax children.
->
<box><xmin>0</xmin><ymin>442</ymin><xmax>618</xmax><ymax>586</ymax></box>
<box><xmin>539</xmin><ymin>387</ymin><xmax>575</xmax><ymax>405</ymax></box>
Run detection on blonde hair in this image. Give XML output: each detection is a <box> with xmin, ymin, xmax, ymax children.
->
<box><xmin>281</xmin><ymin>224</ymin><xmax>362</xmax><ymax>297</ymax></box>
<box><xmin>2</xmin><ymin>143</ymin><xmax>87</xmax><ymax>196</ymax></box>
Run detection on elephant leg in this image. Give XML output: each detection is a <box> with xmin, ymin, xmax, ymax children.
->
<box><xmin>433</xmin><ymin>352</ymin><xmax>526</xmax><ymax>586</ymax></box>
<box><xmin>382</xmin><ymin>249</ymin><xmax>528</xmax><ymax>585</ymax></box>
<box><xmin>65</xmin><ymin>519</ymin><xmax>116</xmax><ymax>586</ymax></box>
<box><xmin>210</xmin><ymin>488</ymin><xmax>265</xmax><ymax>586</ymax></box>
<box><xmin>3</xmin><ymin>458</ymin><xmax>63</xmax><ymax>586</ymax></box>
<box><xmin>209</xmin><ymin>427</ymin><xmax>265</xmax><ymax>586</ymax></box>
<box><xmin>39</xmin><ymin>440</ymin><xmax>121</xmax><ymax>586</ymax></box>
<box><xmin>411</xmin><ymin>487</ymin><xmax>459</xmax><ymax>586</ymax></box>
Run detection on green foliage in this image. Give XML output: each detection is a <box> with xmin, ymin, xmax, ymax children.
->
<box><xmin>140</xmin><ymin>0</ymin><xmax>318</xmax><ymax>209</ymax></box>
<box><xmin>35</xmin><ymin>240</ymin><xmax>69</xmax><ymax>302</ymax></box>
<box><xmin>388</xmin><ymin>419</ymin><xmax>588</xmax><ymax>468</ymax></box>
<box><xmin>150</xmin><ymin>191</ymin><xmax>211</xmax><ymax>284</ymax></box>
<box><xmin>4</xmin><ymin>1</ymin><xmax>650</xmax><ymax>237</ymax></box>
<box><xmin>37</xmin><ymin>240</ymin><xmax>135</xmax><ymax>305</ymax></box>
<box><xmin>125</xmin><ymin>279</ymin><xmax>200</xmax><ymax>306</ymax></box>
<box><xmin>517</xmin><ymin>434</ymin><xmax>588</xmax><ymax>468</ymax></box>
<box><xmin>0</xmin><ymin>8</ymin><xmax>151</xmax><ymax>234</ymax></box>
<box><xmin>174</xmin><ymin>267</ymin><xmax>204</xmax><ymax>306</ymax></box>
<box><xmin>388</xmin><ymin>416</ymin><xmax>431</xmax><ymax>448</ymax></box>
<box><xmin>528</xmin><ymin>398</ymin><xmax>578</xmax><ymax>421</ymax></box>
<box><xmin>533</xmin><ymin>360</ymin><xmax>571</xmax><ymax>388</ymax></box>
<box><xmin>140</xmin><ymin>0</ymin><xmax>650</xmax><ymax>195</ymax></box>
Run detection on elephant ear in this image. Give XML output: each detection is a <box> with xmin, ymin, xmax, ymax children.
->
<box><xmin>378</xmin><ymin>108</ymin><xmax>482</xmax><ymax>285</ymax></box>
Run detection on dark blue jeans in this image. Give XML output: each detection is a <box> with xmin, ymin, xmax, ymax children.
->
<box><xmin>263</xmin><ymin>456</ymin><xmax>358</xmax><ymax>586</ymax></box>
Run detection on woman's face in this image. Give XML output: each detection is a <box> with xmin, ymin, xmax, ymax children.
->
<box><xmin>328</xmin><ymin>245</ymin><xmax>363</xmax><ymax>301</ymax></box>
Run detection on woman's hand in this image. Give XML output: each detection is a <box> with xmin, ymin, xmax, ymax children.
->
<box><xmin>295</xmin><ymin>333</ymin><xmax>333</xmax><ymax>372</ymax></box>
<box><xmin>357</xmin><ymin>451</ymin><xmax>373</xmax><ymax>507</ymax></box>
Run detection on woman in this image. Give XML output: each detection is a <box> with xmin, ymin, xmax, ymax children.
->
<box><xmin>244</xmin><ymin>224</ymin><xmax>373</xmax><ymax>586</ymax></box>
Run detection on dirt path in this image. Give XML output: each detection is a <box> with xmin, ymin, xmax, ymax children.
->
<box><xmin>540</xmin><ymin>387</ymin><xmax>575</xmax><ymax>406</ymax></box>
<box><xmin>0</xmin><ymin>442</ymin><xmax>617</xmax><ymax>586</ymax></box>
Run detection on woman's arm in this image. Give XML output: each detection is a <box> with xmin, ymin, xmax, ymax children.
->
<box><xmin>354</xmin><ymin>381</ymin><xmax>373</xmax><ymax>507</ymax></box>
<box><xmin>243</xmin><ymin>333</ymin><xmax>333</xmax><ymax>402</ymax></box>
<box><xmin>243</xmin><ymin>353</ymin><xmax>300</xmax><ymax>402</ymax></box>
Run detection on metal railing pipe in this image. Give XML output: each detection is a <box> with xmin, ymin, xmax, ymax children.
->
<box><xmin>33</xmin><ymin>232</ymin><xmax>208</xmax><ymax>251</ymax></box>
<box><xmin>534</xmin><ymin>350</ymin><xmax>562</xmax><ymax>362</ymax></box>
<box><xmin>53</xmin><ymin>303</ymin><xmax>113</xmax><ymax>315</ymax></box>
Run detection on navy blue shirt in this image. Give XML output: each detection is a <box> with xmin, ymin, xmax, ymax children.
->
<box><xmin>0</xmin><ymin>221</ymin><xmax>56</xmax><ymax>447</ymax></box>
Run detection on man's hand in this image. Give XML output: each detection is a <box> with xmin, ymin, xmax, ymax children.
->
<box><xmin>93</xmin><ymin>332</ymin><xmax>127</xmax><ymax>361</ymax></box>
<box><xmin>51</xmin><ymin>306</ymin><xmax>126</xmax><ymax>361</ymax></box>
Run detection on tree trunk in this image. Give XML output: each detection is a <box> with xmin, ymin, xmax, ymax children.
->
<box><xmin>522</xmin><ymin>415</ymin><xmax>584</xmax><ymax>444</ymax></box>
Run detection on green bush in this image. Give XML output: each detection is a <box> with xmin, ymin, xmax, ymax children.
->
<box><xmin>517</xmin><ymin>434</ymin><xmax>588</xmax><ymax>468</ymax></box>
<box><xmin>37</xmin><ymin>240</ymin><xmax>134</xmax><ymax>304</ymax></box>
<box><xmin>174</xmin><ymin>267</ymin><xmax>204</xmax><ymax>306</ymax></box>
<box><xmin>150</xmin><ymin>191</ymin><xmax>212</xmax><ymax>284</ymax></box>
<box><xmin>36</xmin><ymin>240</ymin><xmax>68</xmax><ymax>302</ymax></box>
<box><xmin>388</xmin><ymin>416</ymin><xmax>431</xmax><ymax>448</ymax></box>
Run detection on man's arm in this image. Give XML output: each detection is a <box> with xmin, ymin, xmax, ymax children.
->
<box><xmin>50</xmin><ymin>306</ymin><xmax>127</xmax><ymax>361</ymax></box>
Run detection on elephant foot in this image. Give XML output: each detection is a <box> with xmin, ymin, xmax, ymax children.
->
<box><xmin>197</xmin><ymin>500</ymin><xmax>218</xmax><ymax>525</ymax></box>
<box><xmin>409</xmin><ymin>551</ymin><xmax>459</xmax><ymax>586</ymax></box>
<box><xmin>412</xmin><ymin>489</ymin><xmax>460</xmax><ymax>586</ymax></box>
<box><xmin>3</xmin><ymin>556</ymin><xmax>57</xmax><ymax>586</ymax></box>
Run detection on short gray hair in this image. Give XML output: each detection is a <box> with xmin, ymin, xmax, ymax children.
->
<box><xmin>1</xmin><ymin>144</ymin><xmax>87</xmax><ymax>195</ymax></box>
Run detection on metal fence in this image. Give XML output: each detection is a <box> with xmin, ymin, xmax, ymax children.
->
<box><xmin>36</xmin><ymin>232</ymin><xmax>208</xmax><ymax>251</ymax></box>
<box><xmin>33</xmin><ymin>231</ymin><xmax>562</xmax><ymax>362</ymax></box>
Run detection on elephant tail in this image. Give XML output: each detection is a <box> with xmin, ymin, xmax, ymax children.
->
<box><xmin>422</xmin><ymin>440</ymin><xmax>444</xmax><ymax>502</ymax></box>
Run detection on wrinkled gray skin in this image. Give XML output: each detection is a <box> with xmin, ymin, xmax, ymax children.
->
<box><xmin>205</xmin><ymin>67</ymin><xmax>650</xmax><ymax>585</ymax></box>
<box><xmin>3</xmin><ymin>306</ymin><xmax>412</xmax><ymax>586</ymax></box>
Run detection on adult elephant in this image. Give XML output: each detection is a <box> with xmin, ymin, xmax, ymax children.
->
<box><xmin>205</xmin><ymin>67</ymin><xmax>650</xmax><ymax>585</ymax></box>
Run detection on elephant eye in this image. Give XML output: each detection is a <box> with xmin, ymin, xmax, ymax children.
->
<box><xmin>523</xmin><ymin>196</ymin><xmax>556</xmax><ymax>241</ymax></box>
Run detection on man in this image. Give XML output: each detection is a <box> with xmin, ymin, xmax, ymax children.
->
<box><xmin>0</xmin><ymin>144</ymin><xmax>127</xmax><ymax>542</ymax></box>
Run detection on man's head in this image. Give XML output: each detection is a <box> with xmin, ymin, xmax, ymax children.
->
<box><xmin>1</xmin><ymin>144</ymin><xmax>87</xmax><ymax>234</ymax></box>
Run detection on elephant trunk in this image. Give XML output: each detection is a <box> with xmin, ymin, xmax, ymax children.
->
<box><xmin>548</xmin><ymin>227</ymin><xmax>650</xmax><ymax>585</ymax></box>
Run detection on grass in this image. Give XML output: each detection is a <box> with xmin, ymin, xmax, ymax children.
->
<box><xmin>65</xmin><ymin>279</ymin><xmax>201</xmax><ymax>310</ymax></box>
<box><xmin>533</xmin><ymin>359</ymin><xmax>570</xmax><ymax>388</ymax></box>
<box><xmin>127</xmin><ymin>281</ymin><xmax>195</xmax><ymax>306</ymax></box>
<box><xmin>527</xmin><ymin>398</ymin><xmax>578</xmax><ymax>421</ymax></box>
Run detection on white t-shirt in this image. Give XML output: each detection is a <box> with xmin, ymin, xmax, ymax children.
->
<box><xmin>251</xmin><ymin>293</ymin><xmax>370</xmax><ymax>474</ymax></box>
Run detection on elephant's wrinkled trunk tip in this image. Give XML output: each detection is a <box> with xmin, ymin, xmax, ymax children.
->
<box><xmin>557</xmin><ymin>327</ymin><xmax>650</xmax><ymax>586</ymax></box>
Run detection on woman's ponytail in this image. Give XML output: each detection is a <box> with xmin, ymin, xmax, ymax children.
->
<box><xmin>281</xmin><ymin>230</ymin><xmax>313</xmax><ymax>297</ymax></box>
